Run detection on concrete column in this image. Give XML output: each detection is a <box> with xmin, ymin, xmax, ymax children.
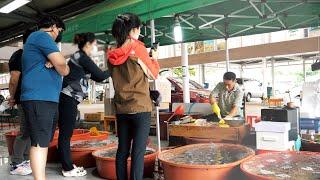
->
<box><xmin>213</xmin><ymin>40</ymin><xmax>218</xmax><ymax>51</ymax></box>
<box><xmin>271</xmin><ymin>58</ymin><xmax>275</xmax><ymax>96</ymax></box>
<box><xmin>199</xmin><ymin>64</ymin><xmax>205</xmax><ymax>85</ymax></box>
<box><xmin>181</xmin><ymin>43</ymin><xmax>190</xmax><ymax>103</ymax></box>
<box><xmin>262</xmin><ymin>58</ymin><xmax>267</xmax><ymax>96</ymax></box>
<box><xmin>150</xmin><ymin>19</ymin><xmax>161</xmax><ymax>152</ymax></box>
<box><xmin>303</xmin><ymin>59</ymin><xmax>306</xmax><ymax>82</ymax></box>
<box><xmin>225</xmin><ymin>38</ymin><xmax>230</xmax><ymax>72</ymax></box>
<box><xmin>91</xmin><ymin>81</ymin><xmax>96</xmax><ymax>103</ymax></box>
<box><xmin>240</xmin><ymin>64</ymin><xmax>244</xmax><ymax>78</ymax></box>
<box><xmin>173</xmin><ymin>44</ymin><xmax>177</xmax><ymax>57</ymax></box>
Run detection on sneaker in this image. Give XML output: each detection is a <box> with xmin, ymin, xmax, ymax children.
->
<box><xmin>62</xmin><ymin>165</ymin><xmax>87</xmax><ymax>177</ymax></box>
<box><xmin>73</xmin><ymin>164</ymin><xmax>84</xmax><ymax>171</ymax></box>
<box><xmin>10</xmin><ymin>161</ymin><xmax>32</xmax><ymax>176</ymax></box>
<box><xmin>22</xmin><ymin>160</ymin><xmax>31</xmax><ymax>169</ymax></box>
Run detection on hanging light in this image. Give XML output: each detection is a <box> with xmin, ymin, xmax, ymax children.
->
<box><xmin>0</xmin><ymin>0</ymin><xmax>31</xmax><ymax>14</ymax></box>
<box><xmin>173</xmin><ymin>15</ymin><xmax>182</xmax><ymax>42</ymax></box>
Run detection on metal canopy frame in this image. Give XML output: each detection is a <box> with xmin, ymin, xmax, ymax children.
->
<box><xmin>88</xmin><ymin>0</ymin><xmax>319</xmax><ymax>48</ymax></box>
<box><xmin>152</xmin><ymin>0</ymin><xmax>318</xmax><ymax>40</ymax></box>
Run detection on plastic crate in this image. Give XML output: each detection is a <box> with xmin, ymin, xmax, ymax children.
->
<box><xmin>300</xmin><ymin>118</ymin><xmax>320</xmax><ymax>133</ymax></box>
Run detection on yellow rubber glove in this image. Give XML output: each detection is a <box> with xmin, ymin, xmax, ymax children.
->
<box><xmin>212</xmin><ymin>103</ymin><xmax>221</xmax><ymax>119</ymax></box>
<box><xmin>219</xmin><ymin>119</ymin><xmax>225</xmax><ymax>124</ymax></box>
<box><xmin>219</xmin><ymin>123</ymin><xmax>230</xmax><ymax>128</ymax></box>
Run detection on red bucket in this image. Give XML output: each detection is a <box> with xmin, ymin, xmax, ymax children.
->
<box><xmin>47</xmin><ymin>129</ymin><xmax>91</xmax><ymax>162</ymax></box>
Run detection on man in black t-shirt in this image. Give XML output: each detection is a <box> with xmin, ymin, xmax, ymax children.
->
<box><xmin>8</xmin><ymin>29</ymin><xmax>33</xmax><ymax>176</ymax></box>
<box><xmin>9</xmin><ymin>49</ymin><xmax>22</xmax><ymax>105</ymax></box>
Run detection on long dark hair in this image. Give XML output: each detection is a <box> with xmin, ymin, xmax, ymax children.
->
<box><xmin>111</xmin><ymin>13</ymin><xmax>142</xmax><ymax>47</ymax></box>
<box><xmin>73</xmin><ymin>32</ymin><xmax>96</xmax><ymax>50</ymax></box>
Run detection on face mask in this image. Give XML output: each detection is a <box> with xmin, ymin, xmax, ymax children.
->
<box><xmin>90</xmin><ymin>45</ymin><xmax>98</xmax><ymax>56</ymax></box>
<box><xmin>55</xmin><ymin>31</ymin><xmax>63</xmax><ymax>43</ymax></box>
<box><xmin>132</xmin><ymin>33</ymin><xmax>140</xmax><ymax>40</ymax></box>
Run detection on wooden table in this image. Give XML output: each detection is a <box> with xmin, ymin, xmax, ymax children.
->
<box><xmin>168</xmin><ymin>123</ymin><xmax>249</xmax><ymax>144</ymax></box>
<box><xmin>104</xmin><ymin>115</ymin><xmax>117</xmax><ymax>134</ymax></box>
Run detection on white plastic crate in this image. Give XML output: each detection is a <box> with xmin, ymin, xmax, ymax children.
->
<box><xmin>255</xmin><ymin>122</ymin><xmax>291</xmax><ymax>151</ymax></box>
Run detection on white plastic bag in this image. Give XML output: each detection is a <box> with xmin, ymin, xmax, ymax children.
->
<box><xmin>0</xmin><ymin>101</ymin><xmax>9</xmax><ymax>112</ymax></box>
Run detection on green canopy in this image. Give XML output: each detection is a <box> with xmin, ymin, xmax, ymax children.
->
<box><xmin>63</xmin><ymin>0</ymin><xmax>320</xmax><ymax>46</ymax></box>
<box><xmin>63</xmin><ymin>0</ymin><xmax>222</xmax><ymax>42</ymax></box>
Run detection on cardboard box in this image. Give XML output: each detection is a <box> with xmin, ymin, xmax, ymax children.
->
<box><xmin>84</xmin><ymin>112</ymin><xmax>104</xmax><ymax>122</ymax></box>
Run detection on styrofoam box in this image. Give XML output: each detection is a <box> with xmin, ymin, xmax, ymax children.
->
<box><xmin>258</xmin><ymin>140</ymin><xmax>295</xmax><ymax>152</ymax></box>
<box><xmin>254</xmin><ymin>121</ymin><xmax>291</xmax><ymax>132</ymax></box>
<box><xmin>256</xmin><ymin>131</ymin><xmax>289</xmax><ymax>151</ymax></box>
<box><xmin>255</xmin><ymin>122</ymin><xmax>291</xmax><ymax>151</ymax></box>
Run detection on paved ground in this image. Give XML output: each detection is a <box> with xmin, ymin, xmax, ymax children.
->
<box><xmin>0</xmin><ymin>126</ymin><xmax>166</xmax><ymax>180</ymax></box>
<box><xmin>0</xmin><ymin>162</ymin><xmax>104</xmax><ymax>180</ymax></box>
<box><xmin>0</xmin><ymin>100</ymin><xmax>263</xmax><ymax>179</ymax></box>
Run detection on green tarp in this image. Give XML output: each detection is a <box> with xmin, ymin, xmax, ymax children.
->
<box><xmin>63</xmin><ymin>0</ymin><xmax>320</xmax><ymax>46</ymax></box>
<box><xmin>63</xmin><ymin>0</ymin><xmax>227</xmax><ymax>43</ymax></box>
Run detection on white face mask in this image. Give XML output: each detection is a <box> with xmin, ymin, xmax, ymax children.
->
<box><xmin>90</xmin><ymin>45</ymin><xmax>98</xmax><ymax>56</ymax></box>
<box><xmin>132</xmin><ymin>32</ymin><xmax>140</xmax><ymax>40</ymax></box>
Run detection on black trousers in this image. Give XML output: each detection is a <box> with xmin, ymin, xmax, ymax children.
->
<box><xmin>58</xmin><ymin>93</ymin><xmax>79</xmax><ymax>171</ymax></box>
<box><xmin>12</xmin><ymin>105</ymin><xmax>30</xmax><ymax>164</ymax></box>
<box><xmin>116</xmin><ymin>112</ymin><xmax>151</xmax><ymax>180</ymax></box>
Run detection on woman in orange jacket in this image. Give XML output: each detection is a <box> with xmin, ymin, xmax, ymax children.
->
<box><xmin>107</xmin><ymin>13</ymin><xmax>160</xmax><ymax>180</ymax></box>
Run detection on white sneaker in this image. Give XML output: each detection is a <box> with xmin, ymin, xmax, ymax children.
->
<box><xmin>22</xmin><ymin>160</ymin><xmax>31</xmax><ymax>168</ymax></box>
<box><xmin>62</xmin><ymin>165</ymin><xmax>87</xmax><ymax>177</ymax></box>
<box><xmin>10</xmin><ymin>161</ymin><xmax>32</xmax><ymax>176</ymax></box>
<box><xmin>73</xmin><ymin>164</ymin><xmax>84</xmax><ymax>171</ymax></box>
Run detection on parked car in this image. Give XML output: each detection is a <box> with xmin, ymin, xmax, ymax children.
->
<box><xmin>236</xmin><ymin>78</ymin><xmax>264</xmax><ymax>102</ymax></box>
<box><xmin>167</xmin><ymin>77</ymin><xmax>211</xmax><ymax>103</ymax></box>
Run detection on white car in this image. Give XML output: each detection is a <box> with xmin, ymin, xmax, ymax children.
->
<box><xmin>236</xmin><ymin>78</ymin><xmax>264</xmax><ymax>102</ymax></box>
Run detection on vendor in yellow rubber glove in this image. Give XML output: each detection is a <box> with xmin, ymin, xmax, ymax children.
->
<box><xmin>211</xmin><ymin>102</ymin><xmax>228</xmax><ymax>126</ymax></box>
<box><xmin>209</xmin><ymin>72</ymin><xmax>244</xmax><ymax>119</ymax></box>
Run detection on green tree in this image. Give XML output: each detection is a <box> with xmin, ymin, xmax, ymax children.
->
<box><xmin>173</xmin><ymin>67</ymin><xmax>196</xmax><ymax>77</ymax></box>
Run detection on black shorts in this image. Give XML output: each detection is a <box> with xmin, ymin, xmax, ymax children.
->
<box><xmin>22</xmin><ymin>101</ymin><xmax>58</xmax><ymax>148</ymax></box>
